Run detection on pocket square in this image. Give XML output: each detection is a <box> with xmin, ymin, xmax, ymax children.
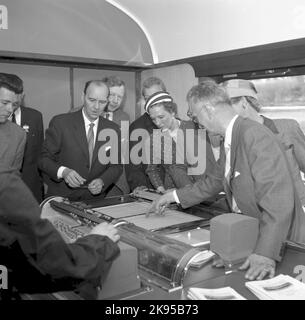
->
<box><xmin>234</xmin><ymin>171</ymin><xmax>241</xmax><ymax>178</ymax></box>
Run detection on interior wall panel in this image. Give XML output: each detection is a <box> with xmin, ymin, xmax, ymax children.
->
<box><xmin>0</xmin><ymin>62</ymin><xmax>70</xmax><ymax>128</ymax></box>
<box><xmin>140</xmin><ymin>64</ymin><xmax>197</xmax><ymax>120</ymax></box>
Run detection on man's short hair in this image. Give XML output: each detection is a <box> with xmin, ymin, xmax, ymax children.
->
<box><xmin>0</xmin><ymin>73</ymin><xmax>23</xmax><ymax>94</ymax></box>
<box><xmin>141</xmin><ymin>77</ymin><xmax>166</xmax><ymax>97</ymax></box>
<box><xmin>187</xmin><ymin>82</ymin><xmax>231</xmax><ymax>108</ymax></box>
<box><xmin>199</xmin><ymin>77</ymin><xmax>217</xmax><ymax>86</ymax></box>
<box><xmin>102</xmin><ymin>75</ymin><xmax>125</xmax><ymax>89</ymax></box>
<box><xmin>83</xmin><ymin>80</ymin><xmax>108</xmax><ymax>95</ymax></box>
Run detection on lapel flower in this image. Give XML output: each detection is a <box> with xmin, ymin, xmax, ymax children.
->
<box><xmin>22</xmin><ymin>124</ymin><xmax>30</xmax><ymax>133</ymax></box>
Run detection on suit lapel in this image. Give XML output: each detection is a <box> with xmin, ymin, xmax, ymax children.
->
<box><xmin>20</xmin><ymin>106</ymin><xmax>27</xmax><ymax>127</ymax></box>
<box><xmin>20</xmin><ymin>106</ymin><xmax>32</xmax><ymax>129</ymax></box>
<box><xmin>228</xmin><ymin>116</ymin><xmax>243</xmax><ymax>185</ymax></box>
<box><xmin>91</xmin><ymin>116</ymin><xmax>104</xmax><ymax>168</ymax></box>
<box><xmin>72</xmin><ymin>110</ymin><xmax>89</xmax><ymax>160</ymax></box>
<box><xmin>262</xmin><ymin>116</ymin><xmax>279</xmax><ymax>134</ymax></box>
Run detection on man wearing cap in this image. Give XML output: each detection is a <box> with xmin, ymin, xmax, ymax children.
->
<box><xmin>222</xmin><ymin>79</ymin><xmax>305</xmax><ymax>206</ymax></box>
<box><xmin>151</xmin><ymin>82</ymin><xmax>305</xmax><ymax>281</ymax></box>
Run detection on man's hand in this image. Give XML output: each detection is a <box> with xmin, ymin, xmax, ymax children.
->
<box><xmin>212</xmin><ymin>256</ymin><xmax>225</xmax><ymax>268</ymax></box>
<box><xmin>89</xmin><ymin>222</ymin><xmax>120</xmax><ymax>243</ymax></box>
<box><xmin>88</xmin><ymin>178</ymin><xmax>104</xmax><ymax>195</ymax></box>
<box><xmin>62</xmin><ymin>168</ymin><xmax>86</xmax><ymax>188</ymax></box>
<box><xmin>146</xmin><ymin>191</ymin><xmax>176</xmax><ymax>217</ymax></box>
<box><xmin>156</xmin><ymin>186</ymin><xmax>166</xmax><ymax>194</ymax></box>
<box><xmin>239</xmin><ymin>253</ymin><xmax>276</xmax><ymax>280</ymax></box>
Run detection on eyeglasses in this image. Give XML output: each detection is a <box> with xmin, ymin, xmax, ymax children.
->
<box><xmin>187</xmin><ymin>105</ymin><xmax>207</xmax><ymax>129</ymax></box>
<box><xmin>187</xmin><ymin>108</ymin><xmax>203</xmax><ymax>122</ymax></box>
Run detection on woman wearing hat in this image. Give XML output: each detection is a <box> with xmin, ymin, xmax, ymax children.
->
<box><xmin>144</xmin><ymin>91</ymin><xmax>203</xmax><ymax>193</ymax></box>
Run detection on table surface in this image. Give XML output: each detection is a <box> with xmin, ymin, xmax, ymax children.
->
<box><xmin>182</xmin><ymin>242</ymin><xmax>305</xmax><ymax>300</ymax></box>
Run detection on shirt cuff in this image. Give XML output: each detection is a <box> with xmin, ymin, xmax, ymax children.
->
<box><xmin>173</xmin><ymin>190</ymin><xmax>180</xmax><ymax>204</ymax></box>
<box><xmin>57</xmin><ymin>166</ymin><xmax>67</xmax><ymax>179</ymax></box>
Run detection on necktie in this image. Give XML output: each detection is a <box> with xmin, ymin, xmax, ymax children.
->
<box><xmin>11</xmin><ymin>112</ymin><xmax>16</xmax><ymax>124</ymax></box>
<box><xmin>87</xmin><ymin>123</ymin><xmax>95</xmax><ymax>169</ymax></box>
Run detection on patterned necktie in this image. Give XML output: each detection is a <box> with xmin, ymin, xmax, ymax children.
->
<box><xmin>87</xmin><ymin>123</ymin><xmax>95</xmax><ymax>169</ymax></box>
<box><xmin>11</xmin><ymin>112</ymin><xmax>16</xmax><ymax>124</ymax></box>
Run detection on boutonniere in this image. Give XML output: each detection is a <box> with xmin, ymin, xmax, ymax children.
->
<box><xmin>234</xmin><ymin>171</ymin><xmax>241</xmax><ymax>178</ymax></box>
<box><xmin>22</xmin><ymin>124</ymin><xmax>30</xmax><ymax>133</ymax></box>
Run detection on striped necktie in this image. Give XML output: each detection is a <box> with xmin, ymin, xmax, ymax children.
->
<box><xmin>87</xmin><ymin>123</ymin><xmax>95</xmax><ymax>169</ymax></box>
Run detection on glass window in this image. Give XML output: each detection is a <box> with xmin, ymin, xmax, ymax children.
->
<box><xmin>251</xmin><ymin>76</ymin><xmax>305</xmax><ymax>133</ymax></box>
<box><xmin>252</xmin><ymin>75</ymin><xmax>305</xmax><ymax>107</ymax></box>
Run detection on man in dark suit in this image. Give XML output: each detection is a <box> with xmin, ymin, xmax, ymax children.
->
<box><xmin>0</xmin><ymin>165</ymin><xmax>120</xmax><ymax>299</ymax></box>
<box><xmin>151</xmin><ymin>82</ymin><xmax>305</xmax><ymax>281</ymax></box>
<box><xmin>0</xmin><ymin>73</ymin><xmax>26</xmax><ymax>170</ymax></box>
<box><xmin>39</xmin><ymin>80</ymin><xmax>123</xmax><ymax>201</ymax></box>
<box><xmin>222</xmin><ymin>78</ymin><xmax>305</xmax><ymax>206</ymax></box>
<box><xmin>102</xmin><ymin>75</ymin><xmax>130</xmax><ymax>125</ymax></box>
<box><xmin>3</xmin><ymin>73</ymin><xmax>45</xmax><ymax>203</ymax></box>
<box><xmin>102</xmin><ymin>75</ymin><xmax>130</xmax><ymax>196</ymax></box>
<box><xmin>18</xmin><ymin>105</ymin><xmax>44</xmax><ymax>202</ymax></box>
<box><xmin>126</xmin><ymin>77</ymin><xmax>167</xmax><ymax>191</ymax></box>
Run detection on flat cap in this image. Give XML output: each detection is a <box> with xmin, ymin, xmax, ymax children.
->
<box><xmin>221</xmin><ymin>79</ymin><xmax>258</xmax><ymax>100</ymax></box>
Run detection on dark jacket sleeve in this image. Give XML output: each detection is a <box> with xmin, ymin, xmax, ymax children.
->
<box><xmin>176</xmin><ymin>169</ymin><xmax>224</xmax><ymax>208</ymax></box>
<box><xmin>0</xmin><ymin>168</ymin><xmax>119</xmax><ymax>284</ymax></box>
<box><xmin>36</xmin><ymin>111</ymin><xmax>44</xmax><ymax>157</ymax></box>
<box><xmin>97</xmin><ymin>122</ymin><xmax>123</xmax><ymax>190</ymax></box>
<box><xmin>38</xmin><ymin>116</ymin><xmax>63</xmax><ymax>181</ymax></box>
<box><xmin>126</xmin><ymin>122</ymin><xmax>153</xmax><ymax>191</ymax></box>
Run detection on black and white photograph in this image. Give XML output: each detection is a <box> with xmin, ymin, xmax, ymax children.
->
<box><xmin>1</xmin><ymin>0</ymin><xmax>305</xmax><ymax>305</ymax></box>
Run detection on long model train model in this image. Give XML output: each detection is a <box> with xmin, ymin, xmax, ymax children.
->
<box><xmin>40</xmin><ymin>191</ymin><xmax>217</xmax><ymax>299</ymax></box>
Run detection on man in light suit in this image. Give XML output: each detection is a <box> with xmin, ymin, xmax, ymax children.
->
<box><xmin>222</xmin><ymin>78</ymin><xmax>305</xmax><ymax>206</ymax></box>
<box><xmin>151</xmin><ymin>82</ymin><xmax>305</xmax><ymax>281</ymax></box>
<box><xmin>1</xmin><ymin>73</ymin><xmax>45</xmax><ymax>203</ymax></box>
<box><xmin>0</xmin><ymin>74</ymin><xmax>26</xmax><ymax>170</ymax></box>
<box><xmin>39</xmin><ymin>80</ymin><xmax>123</xmax><ymax>201</ymax></box>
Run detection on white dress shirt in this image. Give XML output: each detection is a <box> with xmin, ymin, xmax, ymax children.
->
<box><xmin>224</xmin><ymin>115</ymin><xmax>238</xmax><ymax>179</ymax></box>
<box><xmin>223</xmin><ymin>114</ymin><xmax>240</xmax><ymax>212</ymax></box>
<box><xmin>10</xmin><ymin>107</ymin><xmax>21</xmax><ymax>126</ymax></box>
